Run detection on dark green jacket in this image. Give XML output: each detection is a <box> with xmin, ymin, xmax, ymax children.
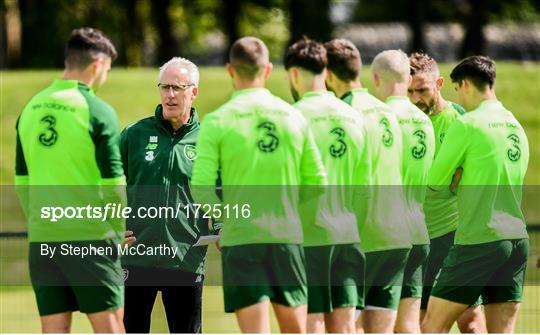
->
<box><xmin>120</xmin><ymin>105</ymin><xmax>208</xmax><ymax>274</ymax></box>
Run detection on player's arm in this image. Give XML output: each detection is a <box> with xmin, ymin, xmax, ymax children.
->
<box><xmin>14</xmin><ymin>117</ymin><xmax>29</xmax><ymax>217</ymax></box>
<box><xmin>119</xmin><ymin>127</ymin><xmax>129</xmax><ymax>181</ymax></box>
<box><xmin>89</xmin><ymin>103</ymin><xmax>126</xmax><ymax>236</ymax></box>
<box><xmin>428</xmin><ymin>119</ymin><xmax>469</xmax><ymax>192</ymax></box>
<box><xmin>299</xmin><ymin>126</ymin><xmax>327</xmax><ymax>202</ymax></box>
<box><xmin>191</xmin><ymin>114</ymin><xmax>222</xmax><ymax>207</ymax></box>
<box><xmin>353</xmin><ymin>127</ymin><xmax>372</xmax><ymax>225</ymax></box>
<box><xmin>89</xmin><ymin>104</ymin><xmax>125</xmax><ymax>186</ymax></box>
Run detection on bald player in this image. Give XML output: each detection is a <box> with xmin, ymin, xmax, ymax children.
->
<box><xmin>325</xmin><ymin>39</ymin><xmax>411</xmax><ymax>333</ymax></box>
<box><xmin>191</xmin><ymin>37</ymin><xmax>326</xmax><ymax>333</ymax></box>
<box><xmin>371</xmin><ymin>49</ymin><xmax>435</xmax><ymax>333</ymax></box>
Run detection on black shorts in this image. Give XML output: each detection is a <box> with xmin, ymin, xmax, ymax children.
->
<box><xmin>123</xmin><ymin>265</ymin><xmax>203</xmax><ymax>333</ymax></box>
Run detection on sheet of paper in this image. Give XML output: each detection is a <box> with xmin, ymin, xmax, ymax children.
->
<box><xmin>193</xmin><ymin>234</ymin><xmax>221</xmax><ymax>247</ymax></box>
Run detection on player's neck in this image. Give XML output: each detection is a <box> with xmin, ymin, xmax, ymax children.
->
<box><xmin>380</xmin><ymin>82</ymin><xmax>407</xmax><ymax>101</ymax></box>
<box><xmin>302</xmin><ymin>77</ymin><xmax>327</xmax><ymax>96</ymax></box>
<box><xmin>233</xmin><ymin>78</ymin><xmax>266</xmax><ymax>90</ymax></box>
<box><xmin>433</xmin><ymin>96</ymin><xmax>449</xmax><ymax>116</ymax></box>
<box><xmin>338</xmin><ymin>80</ymin><xmax>362</xmax><ymax>98</ymax></box>
<box><xmin>471</xmin><ymin>90</ymin><xmax>497</xmax><ymax>109</ymax></box>
<box><xmin>63</xmin><ymin>70</ymin><xmax>94</xmax><ymax>89</ymax></box>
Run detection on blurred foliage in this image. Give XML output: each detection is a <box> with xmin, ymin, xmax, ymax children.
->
<box><xmin>353</xmin><ymin>0</ymin><xmax>540</xmax><ymax>22</ymax></box>
<box><xmin>238</xmin><ymin>3</ymin><xmax>290</xmax><ymax>62</ymax></box>
<box><xmin>489</xmin><ymin>0</ymin><xmax>540</xmax><ymax>22</ymax></box>
<box><xmin>2</xmin><ymin>0</ymin><xmax>540</xmax><ymax>68</ymax></box>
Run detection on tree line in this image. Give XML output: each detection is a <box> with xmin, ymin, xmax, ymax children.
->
<box><xmin>1</xmin><ymin>0</ymin><xmax>539</xmax><ymax>68</ymax></box>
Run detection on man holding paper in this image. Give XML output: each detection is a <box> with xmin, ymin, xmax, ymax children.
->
<box><xmin>120</xmin><ymin>57</ymin><xmax>214</xmax><ymax>333</ymax></box>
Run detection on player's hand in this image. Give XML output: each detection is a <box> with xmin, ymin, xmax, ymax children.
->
<box><xmin>122</xmin><ymin>230</ymin><xmax>136</xmax><ymax>247</ymax></box>
<box><xmin>450</xmin><ymin>167</ymin><xmax>463</xmax><ymax>194</ymax></box>
<box><xmin>215</xmin><ymin>228</ymin><xmax>222</xmax><ymax>252</ymax></box>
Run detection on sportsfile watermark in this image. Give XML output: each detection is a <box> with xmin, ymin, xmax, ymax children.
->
<box><xmin>40</xmin><ymin>203</ymin><xmax>252</xmax><ymax>222</ymax></box>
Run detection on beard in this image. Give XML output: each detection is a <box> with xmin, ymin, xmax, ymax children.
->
<box><xmin>415</xmin><ymin>100</ymin><xmax>436</xmax><ymax>115</ymax></box>
<box><xmin>290</xmin><ymin>85</ymin><xmax>300</xmax><ymax>102</ymax></box>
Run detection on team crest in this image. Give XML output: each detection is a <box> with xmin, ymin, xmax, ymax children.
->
<box><xmin>122</xmin><ymin>268</ymin><xmax>129</xmax><ymax>281</ymax></box>
<box><xmin>184</xmin><ymin>145</ymin><xmax>197</xmax><ymax>160</ymax></box>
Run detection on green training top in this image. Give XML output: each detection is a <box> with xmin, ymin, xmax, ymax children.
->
<box><xmin>15</xmin><ymin>80</ymin><xmax>125</xmax><ymax>242</ymax></box>
<box><xmin>431</xmin><ymin>102</ymin><xmax>465</xmax><ymax>154</ymax></box>
<box><xmin>428</xmin><ymin>99</ymin><xmax>529</xmax><ymax>245</ymax></box>
<box><xmin>385</xmin><ymin>96</ymin><xmax>434</xmax><ymax>245</ymax></box>
<box><xmin>423</xmin><ymin>102</ymin><xmax>463</xmax><ymax>238</ymax></box>
<box><xmin>293</xmin><ymin>91</ymin><xmax>370</xmax><ymax>246</ymax></box>
<box><xmin>191</xmin><ymin>88</ymin><xmax>326</xmax><ymax>247</ymax></box>
<box><xmin>342</xmin><ymin>88</ymin><xmax>412</xmax><ymax>252</ymax></box>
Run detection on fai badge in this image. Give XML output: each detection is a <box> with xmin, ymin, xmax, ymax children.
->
<box><xmin>184</xmin><ymin>145</ymin><xmax>197</xmax><ymax>160</ymax></box>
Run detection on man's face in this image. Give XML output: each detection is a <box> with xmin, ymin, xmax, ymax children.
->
<box><xmin>408</xmin><ymin>72</ymin><xmax>440</xmax><ymax>114</ymax></box>
<box><xmin>159</xmin><ymin>66</ymin><xmax>197</xmax><ymax>121</ymax></box>
<box><xmin>92</xmin><ymin>56</ymin><xmax>112</xmax><ymax>91</ymax></box>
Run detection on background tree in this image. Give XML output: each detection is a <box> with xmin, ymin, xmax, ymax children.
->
<box><xmin>121</xmin><ymin>0</ymin><xmax>144</xmax><ymax>66</ymax></box>
<box><xmin>407</xmin><ymin>0</ymin><xmax>428</xmax><ymax>53</ymax></box>
<box><xmin>150</xmin><ymin>0</ymin><xmax>181</xmax><ymax>65</ymax></box>
<box><xmin>288</xmin><ymin>0</ymin><xmax>332</xmax><ymax>45</ymax></box>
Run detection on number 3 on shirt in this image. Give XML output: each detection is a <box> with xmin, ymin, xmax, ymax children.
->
<box><xmin>257</xmin><ymin>121</ymin><xmax>279</xmax><ymax>153</ymax></box>
<box><xmin>412</xmin><ymin>129</ymin><xmax>427</xmax><ymax>159</ymax></box>
<box><xmin>39</xmin><ymin>115</ymin><xmax>58</xmax><ymax>147</ymax></box>
<box><xmin>329</xmin><ymin>127</ymin><xmax>347</xmax><ymax>158</ymax></box>
<box><xmin>379</xmin><ymin>117</ymin><xmax>393</xmax><ymax>147</ymax></box>
<box><xmin>507</xmin><ymin>134</ymin><xmax>521</xmax><ymax>162</ymax></box>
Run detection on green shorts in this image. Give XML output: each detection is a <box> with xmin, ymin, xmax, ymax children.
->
<box><xmin>363</xmin><ymin>248</ymin><xmax>410</xmax><ymax>310</ymax></box>
<box><xmin>29</xmin><ymin>240</ymin><xmax>124</xmax><ymax>316</ymax></box>
<box><xmin>305</xmin><ymin>243</ymin><xmax>365</xmax><ymax>313</ymax></box>
<box><xmin>401</xmin><ymin>244</ymin><xmax>429</xmax><ymax>299</ymax></box>
<box><xmin>421</xmin><ymin>231</ymin><xmax>455</xmax><ymax>309</ymax></box>
<box><xmin>431</xmin><ymin>238</ymin><xmax>529</xmax><ymax>306</ymax></box>
<box><xmin>221</xmin><ymin>244</ymin><xmax>307</xmax><ymax>313</ymax></box>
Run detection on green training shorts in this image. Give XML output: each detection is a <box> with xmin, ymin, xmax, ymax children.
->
<box><xmin>221</xmin><ymin>243</ymin><xmax>307</xmax><ymax>313</ymax></box>
<box><xmin>29</xmin><ymin>240</ymin><xmax>124</xmax><ymax>316</ymax></box>
<box><xmin>305</xmin><ymin>243</ymin><xmax>365</xmax><ymax>313</ymax></box>
<box><xmin>401</xmin><ymin>244</ymin><xmax>429</xmax><ymax>299</ymax></box>
<box><xmin>363</xmin><ymin>248</ymin><xmax>410</xmax><ymax>310</ymax></box>
<box><xmin>431</xmin><ymin>238</ymin><xmax>529</xmax><ymax>306</ymax></box>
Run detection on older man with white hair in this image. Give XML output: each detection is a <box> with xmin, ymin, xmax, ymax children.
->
<box><xmin>371</xmin><ymin>50</ymin><xmax>435</xmax><ymax>333</ymax></box>
<box><xmin>120</xmin><ymin>57</ymin><xmax>211</xmax><ymax>333</ymax></box>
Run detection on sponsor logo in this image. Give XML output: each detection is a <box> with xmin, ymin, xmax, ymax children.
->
<box><xmin>145</xmin><ymin>151</ymin><xmax>155</xmax><ymax>161</ymax></box>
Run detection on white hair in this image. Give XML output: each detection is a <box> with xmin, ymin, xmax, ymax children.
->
<box><xmin>371</xmin><ymin>50</ymin><xmax>410</xmax><ymax>83</ymax></box>
<box><xmin>159</xmin><ymin>57</ymin><xmax>199</xmax><ymax>85</ymax></box>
